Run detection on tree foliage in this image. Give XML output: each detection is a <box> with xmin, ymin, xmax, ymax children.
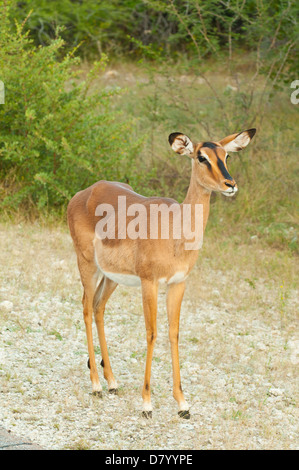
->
<box><xmin>9</xmin><ymin>0</ymin><xmax>298</xmax><ymax>71</ymax></box>
<box><xmin>0</xmin><ymin>1</ymin><xmax>143</xmax><ymax>213</ymax></box>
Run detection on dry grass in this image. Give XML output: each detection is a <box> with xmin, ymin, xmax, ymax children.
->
<box><xmin>0</xmin><ymin>221</ymin><xmax>298</xmax><ymax>450</ymax></box>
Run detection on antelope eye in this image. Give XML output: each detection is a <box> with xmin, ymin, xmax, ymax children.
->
<box><xmin>197</xmin><ymin>154</ymin><xmax>206</xmax><ymax>163</ymax></box>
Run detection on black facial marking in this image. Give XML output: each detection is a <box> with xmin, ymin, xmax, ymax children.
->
<box><xmin>217</xmin><ymin>156</ymin><xmax>233</xmax><ymax>180</ymax></box>
<box><xmin>202</xmin><ymin>141</ymin><xmax>218</xmax><ymax>149</ymax></box>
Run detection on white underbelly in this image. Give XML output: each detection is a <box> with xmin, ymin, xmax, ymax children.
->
<box><xmin>167</xmin><ymin>271</ymin><xmax>187</xmax><ymax>284</ymax></box>
<box><xmin>101</xmin><ymin>269</ymin><xmax>188</xmax><ymax>287</ymax></box>
<box><xmin>94</xmin><ymin>238</ymin><xmax>188</xmax><ymax>287</ymax></box>
<box><xmin>102</xmin><ymin>271</ymin><xmax>141</xmax><ymax>286</ymax></box>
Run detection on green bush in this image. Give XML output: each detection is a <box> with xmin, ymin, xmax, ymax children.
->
<box><xmin>0</xmin><ymin>2</ymin><xmax>143</xmax><ymax>214</ymax></box>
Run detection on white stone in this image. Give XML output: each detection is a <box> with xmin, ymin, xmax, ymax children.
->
<box><xmin>0</xmin><ymin>300</ymin><xmax>13</xmax><ymax>312</ymax></box>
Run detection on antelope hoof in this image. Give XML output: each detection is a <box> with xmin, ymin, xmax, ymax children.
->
<box><xmin>142</xmin><ymin>410</ymin><xmax>152</xmax><ymax>419</ymax></box>
<box><xmin>109</xmin><ymin>388</ymin><xmax>118</xmax><ymax>395</ymax></box>
<box><xmin>178</xmin><ymin>410</ymin><xmax>190</xmax><ymax>419</ymax></box>
<box><xmin>92</xmin><ymin>391</ymin><xmax>103</xmax><ymax>398</ymax></box>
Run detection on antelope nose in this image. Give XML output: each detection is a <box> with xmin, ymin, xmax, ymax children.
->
<box><xmin>224</xmin><ymin>181</ymin><xmax>236</xmax><ymax>188</ymax></box>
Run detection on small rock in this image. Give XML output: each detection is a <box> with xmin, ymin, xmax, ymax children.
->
<box><xmin>268</xmin><ymin>388</ymin><xmax>284</xmax><ymax>397</ymax></box>
<box><xmin>288</xmin><ymin>339</ymin><xmax>299</xmax><ymax>365</ymax></box>
<box><xmin>104</xmin><ymin>70</ymin><xmax>119</xmax><ymax>79</ymax></box>
<box><xmin>0</xmin><ymin>300</ymin><xmax>13</xmax><ymax>312</ymax></box>
<box><xmin>180</xmin><ymin>423</ymin><xmax>194</xmax><ymax>430</ymax></box>
<box><xmin>257</xmin><ymin>342</ymin><xmax>267</xmax><ymax>351</ymax></box>
<box><xmin>212</xmin><ymin>289</ymin><xmax>220</xmax><ymax>297</ymax></box>
<box><xmin>225</xmin><ymin>84</ymin><xmax>238</xmax><ymax>92</ymax></box>
<box><xmin>217</xmin><ymin>378</ymin><xmax>226</xmax><ymax>387</ymax></box>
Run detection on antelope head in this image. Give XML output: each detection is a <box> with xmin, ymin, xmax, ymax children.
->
<box><xmin>169</xmin><ymin>128</ymin><xmax>256</xmax><ymax>197</ymax></box>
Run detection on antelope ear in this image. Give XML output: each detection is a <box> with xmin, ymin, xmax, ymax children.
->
<box><xmin>168</xmin><ymin>132</ymin><xmax>194</xmax><ymax>156</ymax></box>
<box><xmin>219</xmin><ymin>128</ymin><xmax>256</xmax><ymax>152</ymax></box>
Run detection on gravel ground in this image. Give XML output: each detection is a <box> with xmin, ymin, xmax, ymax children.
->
<box><xmin>0</xmin><ymin>223</ymin><xmax>298</xmax><ymax>450</ymax></box>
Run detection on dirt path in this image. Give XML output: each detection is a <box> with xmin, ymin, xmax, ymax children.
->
<box><xmin>0</xmin><ymin>223</ymin><xmax>298</xmax><ymax>449</ymax></box>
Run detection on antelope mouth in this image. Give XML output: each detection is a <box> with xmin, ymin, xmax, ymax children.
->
<box><xmin>221</xmin><ymin>187</ymin><xmax>238</xmax><ymax>197</ymax></box>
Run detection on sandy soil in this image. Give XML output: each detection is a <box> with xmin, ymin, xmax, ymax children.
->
<box><xmin>0</xmin><ymin>223</ymin><xmax>298</xmax><ymax>450</ymax></box>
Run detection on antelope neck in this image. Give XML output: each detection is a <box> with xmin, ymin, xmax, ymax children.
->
<box><xmin>182</xmin><ymin>162</ymin><xmax>211</xmax><ymax>233</ymax></box>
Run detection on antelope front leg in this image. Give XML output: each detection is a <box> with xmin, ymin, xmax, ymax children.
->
<box><xmin>141</xmin><ymin>279</ymin><xmax>158</xmax><ymax>418</ymax></box>
<box><xmin>167</xmin><ymin>281</ymin><xmax>190</xmax><ymax>419</ymax></box>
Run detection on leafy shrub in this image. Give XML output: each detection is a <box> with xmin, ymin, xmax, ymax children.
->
<box><xmin>0</xmin><ymin>2</ymin><xmax>143</xmax><ymax>214</ymax></box>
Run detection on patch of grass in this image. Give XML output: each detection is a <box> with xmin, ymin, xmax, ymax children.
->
<box><xmin>188</xmin><ymin>337</ymin><xmax>199</xmax><ymax>344</ymax></box>
<box><xmin>68</xmin><ymin>439</ymin><xmax>91</xmax><ymax>450</ymax></box>
<box><xmin>48</xmin><ymin>330</ymin><xmax>63</xmax><ymax>341</ymax></box>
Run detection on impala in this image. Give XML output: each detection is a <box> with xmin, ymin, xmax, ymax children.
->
<box><xmin>67</xmin><ymin>128</ymin><xmax>256</xmax><ymax>419</ymax></box>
